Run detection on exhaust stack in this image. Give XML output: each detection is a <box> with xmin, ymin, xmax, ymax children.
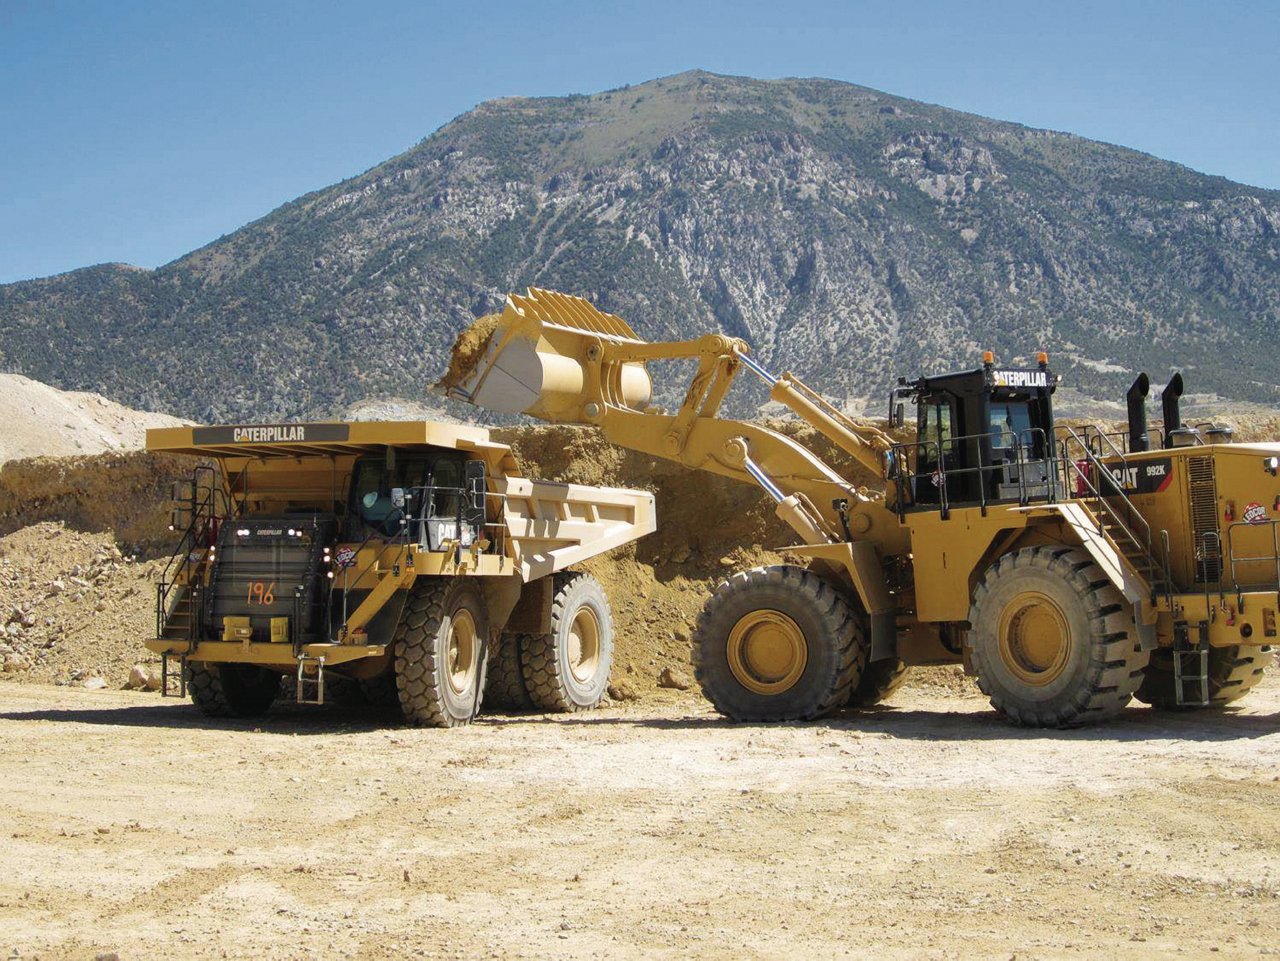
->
<box><xmin>1126</xmin><ymin>373</ymin><xmax>1150</xmax><ymax>453</ymax></box>
<box><xmin>1161</xmin><ymin>372</ymin><xmax>1185</xmax><ymax>449</ymax></box>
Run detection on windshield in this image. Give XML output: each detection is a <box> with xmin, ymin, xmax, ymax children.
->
<box><xmin>989</xmin><ymin>400</ymin><xmax>1033</xmax><ymax>448</ymax></box>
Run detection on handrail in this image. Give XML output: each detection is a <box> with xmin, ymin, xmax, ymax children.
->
<box><xmin>155</xmin><ymin>467</ymin><xmax>227</xmax><ymax>645</ymax></box>
<box><xmin>1057</xmin><ymin>427</ymin><xmax>1172</xmax><ymax>606</ymax></box>
<box><xmin>1224</xmin><ymin>520</ymin><xmax>1280</xmax><ymax>610</ymax></box>
<box><xmin>890</xmin><ymin>427</ymin><xmax>1056</xmax><ymax>519</ymax></box>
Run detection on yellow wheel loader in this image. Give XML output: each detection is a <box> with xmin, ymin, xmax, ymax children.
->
<box><xmin>445</xmin><ymin>288</ymin><xmax>1276</xmax><ymax>727</ymax></box>
<box><xmin>143</xmin><ymin>420</ymin><xmax>654</xmax><ymax>726</ymax></box>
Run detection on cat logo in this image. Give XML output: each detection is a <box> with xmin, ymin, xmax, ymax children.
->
<box><xmin>1107</xmin><ymin>457</ymin><xmax>1173</xmax><ymax>494</ymax></box>
<box><xmin>993</xmin><ymin>370</ymin><xmax>1049</xmax><ymax>389</ymax></box>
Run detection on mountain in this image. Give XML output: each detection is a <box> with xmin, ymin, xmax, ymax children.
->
<box><xmin>3</xmin><ymin>70</ymin><xmax>1279</xmax><ymax>422</ymax></box>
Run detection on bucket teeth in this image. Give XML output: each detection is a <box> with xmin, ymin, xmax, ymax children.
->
<box><xmin>512</xmin><ymin>287</ymin><xmax>640</xmax><ymax>341</ymax></box>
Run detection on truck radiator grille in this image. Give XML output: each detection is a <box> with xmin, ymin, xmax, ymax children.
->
<box><xmin>1188</xmin><ymin>455</ymin><xmax>1221</xmax><ymax>583</ymax></box>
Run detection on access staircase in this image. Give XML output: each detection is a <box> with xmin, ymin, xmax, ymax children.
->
<box><xmin>1060</xmin><ymin>428</ymin><xmax>1207</xmax><ymax>705</ymax></box>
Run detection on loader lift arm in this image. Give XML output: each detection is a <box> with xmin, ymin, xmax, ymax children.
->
<box><xmin>442</xmin><ymin>287</ymin><xmax>899</xmax><ymax>549</ymax></box>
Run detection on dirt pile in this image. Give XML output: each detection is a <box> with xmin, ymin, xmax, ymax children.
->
<box><xmin>0</xmin><ymin>522</ymin><xmax>163</xmax><ymax>689</ymax></box>
<box><xmin>436</xmin><ymin>311</ymin><xmax>500</xmax><ymax>392</ymax></box>
<box><xmin>0</xmin><ymin>373</ymin><xmax>185</xmax><ymax>465</ymax></box>
<box><xmin>0</xmin><ymin>450</ymin><xmax>188</xmax><ymax>556</ymax></box>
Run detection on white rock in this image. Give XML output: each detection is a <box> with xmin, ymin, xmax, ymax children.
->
<box><xmin>82</xmin><ymin>676</ymin><xmax>108</xmax><ymax>690</ymax></box>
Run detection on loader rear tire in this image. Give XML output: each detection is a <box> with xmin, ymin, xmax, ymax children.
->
<box><xmin>186</xmin><ymin>661</ymin><xmax>281</xmax><ymax>718</ymax></box>
<box><xmin>693</xmin><ymin>565</ymin><xmax>864</xmax><ymax>722</ymax></box>
<box><xmin>968</xmin><ymin>547</ymin><xmax>1149</xmax><ymax>727</ymax></box>
<box><xmin>521</xmin><ymin>573</ymin><xmax>613</xmax><ymax>712</ymax></box>
<box><xmin>394</xmin><ymin>577</ymin><xmax>489</xmax><ymax>727</ymax></box>
<box><xmin>1134</xmin><ymin>645</ymin><xmax>1271</xmax><ymax>709</ymax></box>
<box><xmin>485</xmin><ymin>633</ymin><xmax>533</xmax><ymax>712</ymax></box>
<box><xmin>847</xmin><ymin>657</ymin><xmax>912</xmax><ymax>708</ymax></box>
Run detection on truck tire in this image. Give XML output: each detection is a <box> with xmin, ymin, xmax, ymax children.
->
<box><xmin>394</xmin><ymin>577</ymin><xmax>489</xmax><ymax>727</ymax></box>
<box><xmin>848</xmin><ymin>657</ymin><xmax>911</xmax><ymax>708</ymax></box>
<box><xmin>520</xmin><ymin>573</ymin><xmax>613</xmax><ymax>712</ymax></box>
<box><xmin>359</xmin><ymin>672</ymin><xmax>402</xmax><ymax>710</ymax></box>
<box><xmin>185</xmin><ymin>661</ymin><xmax>281</xmax><ymax>718</ymax></box>
<box><xmin>968</xmin><ymin>546</ymin><xmax>1150</xmax><ymax>727</ymax></box>
<box><xmin>1135</xmin><ymin>645</ymin><xmax>1271</xmax><ymax>709</ymax></box>
<box><xmin>693</xmin><ymin>565</ymin><xmax>864</xmax><ymax>722</ymax></box>
<box><xmin>485</xmin><ymin>634</ymin><xmax>533</xmax><ymax>711</ymax></box>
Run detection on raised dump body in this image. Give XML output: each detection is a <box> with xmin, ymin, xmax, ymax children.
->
<box><xmin>144</xmin><ymin>420</ymin><xmax>655</xmax><ymax>726</ymax></box>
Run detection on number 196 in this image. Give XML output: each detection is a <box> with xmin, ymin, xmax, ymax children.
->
<box><xmin>246</xmin><ymin>581</ymin><xmax>276</xmax><ymax>605</ymax></box>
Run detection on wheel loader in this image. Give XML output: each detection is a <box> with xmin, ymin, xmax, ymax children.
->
<box><xmin>143</xmin><ymin>419</ymin><xmax>655</xmax><ymax>726</ymax></box>
<box><xmin>444</xmin><ymin>287</ymin><xmax>1275</xmax><ymax>727</ymax></box>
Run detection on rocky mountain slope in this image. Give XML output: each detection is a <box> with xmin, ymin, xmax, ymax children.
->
<box><xmin>2</xmin><ymin>70</ymin><xmax>1278</xmax><ymax>421</ymax></box>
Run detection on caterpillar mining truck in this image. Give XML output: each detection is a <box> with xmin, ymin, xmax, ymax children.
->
<box><xmin>143</xmin><ymin>420</ymin><xmax>655</xmax><ymax>726</ymax></box>
<box><xmin>444</xmin><ymin>287</ymin><xmax>1274</xmax><ymax>727</ymax></box>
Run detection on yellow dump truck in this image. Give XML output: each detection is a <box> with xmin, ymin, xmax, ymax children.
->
<box><xmin>144</xmin><ymin>420</ymin><xmax>655</xmax><ymax>726</ymax></box>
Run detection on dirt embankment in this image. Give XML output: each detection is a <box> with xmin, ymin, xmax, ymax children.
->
<box><xmin>0</xmin><ymin>451</ymin><xmax>190</xmax><ymax>557</ymax></box>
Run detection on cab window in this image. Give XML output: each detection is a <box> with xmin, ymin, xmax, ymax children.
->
<box><xmin>426</xmin><ymin>458</ymin><xmax>462</xmax><ymax>519</ymax></box>
<box><xmin>989</xmin><ymin>400</ymin><xmax>1033</xmax><ymax>449</ymax></box>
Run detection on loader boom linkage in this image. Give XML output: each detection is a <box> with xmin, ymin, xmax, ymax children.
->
<box><xmin>443</xmin><ymin>287</ymin><xmax>897</xmax><ymax>548</ymax></box>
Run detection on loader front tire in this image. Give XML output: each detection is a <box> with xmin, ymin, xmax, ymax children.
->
<box><xmin>521</xmin><ymin>573</ymin><xmax>613</xmax><ymax>712</ymax></box>
<box><xmin>968</xmin><ymin>547</ymin><xmax>1149</xmax><ymax>727</ymax></box>
<box><xmin>1134</xmin><ymin>645</ymin><xmax>1270</xmax><ymax>709</ymax></box>
<box><xmin>186</xmin><ymin>661</ymin><xmax>281</xmax><ymax>718</ymax></box>
<box><xmin>693</xmin><ymin>565</ymin><xmax>864</xmax><ymax>722</ymax></box>
<box><xmin>847</xmin><ymin>657</ymin><xmax>912</xmax><ymax>708</ymax></box>
<box><xmin>394</xmin><ymin>577</ymin><xmax>489</xmax><ymax>727</ymax></box>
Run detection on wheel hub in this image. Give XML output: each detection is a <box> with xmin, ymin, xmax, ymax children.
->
<box><xmin>567</xmin><ymin>607</ymin><xmax>601</xmax><ymax>683</ymax></box>
<box><xmin>998</xmin><ymin>591</ymin><xmax>1071</xmax><ymax>686</ymax></box>
<box><xmin>726</xmin><ymin>609</ymin><xmax>808</xmax><ymax>695</ymax></box>
<box><xmin>446</xmin><ymin>609</ymin><xmax>479</xmax><ymax>695</ymax></box>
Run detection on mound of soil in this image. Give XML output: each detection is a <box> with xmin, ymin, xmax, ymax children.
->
<box><xmin>0</xmin><ymin>522</ymin><xmax>163</xmax><ymax>689</ymax></box>
<box><xmin>436</xmin><ymin>312</ymin><xmax>500</xmax><ymax>392</ymax></box>
<box><xmin>0</xmin><ymin>373</ymin><xmax>185</xmax><ymax>465</ymax></box>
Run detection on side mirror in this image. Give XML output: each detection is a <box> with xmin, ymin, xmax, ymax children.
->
<box><xmin>171</xmin><ymin>479</ymin><xmax>195</xmax><ymax>504</ymax></box>
<box><xmin>893</xmin><ymin>403</ymin><xmax>905</xmax><ymax>430</ymax></box>
<box><xmin>390</xmin><ymin>487</ymin><xmax>406</xmax><ymax>509</ymax></box>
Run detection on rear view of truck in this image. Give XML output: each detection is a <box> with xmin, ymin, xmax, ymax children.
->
<box><xmin>144</xmin><ymin>420</ymin><xmax>655</xmax><ymax>727</ymax></box>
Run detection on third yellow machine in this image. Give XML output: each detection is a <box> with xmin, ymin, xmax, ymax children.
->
<box><xmin>447</xmin><ymin>288</ymin><xmax>1275</xmax><ymax>727</ymax></box>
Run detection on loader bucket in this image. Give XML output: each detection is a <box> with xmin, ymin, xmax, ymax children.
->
<box><xmin>439</xmin><ymin>287</ymin><xmax>652</xmax><ymax>423</ymax></box>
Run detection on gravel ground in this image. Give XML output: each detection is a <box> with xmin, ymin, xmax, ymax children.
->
<box><xmin>1</xmin><ymin>678</ymin><xmax>1278</xmax><ymax>960</ymax></box>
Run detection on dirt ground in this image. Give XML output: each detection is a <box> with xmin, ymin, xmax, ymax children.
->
<box><xmin>2</xmin><ymin>678</ymin><xmax>1278</xmax><ymax>960</ymax></box>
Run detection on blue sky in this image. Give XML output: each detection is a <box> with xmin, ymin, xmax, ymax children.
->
<box><xmin>1</xmin><ymin>0</ymin><xmax>1276</xmax><ymax>284</ymax></box>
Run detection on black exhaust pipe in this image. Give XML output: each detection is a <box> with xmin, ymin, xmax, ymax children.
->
<box><xmin>1127</xmin><ymin>373</ymin><xmax>1150</xmax><ymax>453</ymax></box>
<box><xmin>1161</xmin><ymin>372</ymin><xmax>1184</xmax><ymax>449</ymax></box>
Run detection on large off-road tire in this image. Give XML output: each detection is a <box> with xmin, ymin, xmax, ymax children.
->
<box><xmin>393</xmin><ymin>577</ymin><xmax>489</xmax><ymax>727</ymax></box>
<box><xmin>520</xmin><ymin>573</ymin><xmax>614</xmax><ymax>712</ymax></box>
<box><xmin>968</xmin><ymin>546</ymin><xmax>1150</xmax><ymax>727</ymax></box>
<box><xmin>359</xmin><ymin>672</ymin><xmax>403</xmax><ymax>710</ymax></box>
<box><xmin>1135</xmin><ymin>645</ymin><xmax>1271</xmax><ymax>709</ymax></box>
<box><xmin>185</xmin><ymin>661</ymin><xmax>281</xmax><ymax>718</ymax></box>
<box><xmin>485</xmin><ymin>634</ymin><xmax>533</xmax><ymax>712</ymax></box>
<box><xmin>693</xmin><ymin>565</ymin><xmax>865</xmax><ymax>722</ymax></box>
<box><xmin>847</xmin><ymin>657</ymin><xmax>912</xmax><ymax>708</ymax></box>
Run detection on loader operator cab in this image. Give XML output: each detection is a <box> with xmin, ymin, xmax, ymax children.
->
<box><xmin>893</xmin><ymin>353</ymin><xmax>1058</xmax><ymax>513</ymax></box>
<box><xmin>349</xmin><ymin>448</ymin><xmax>488</xmax><ymax>552</ymax></box>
